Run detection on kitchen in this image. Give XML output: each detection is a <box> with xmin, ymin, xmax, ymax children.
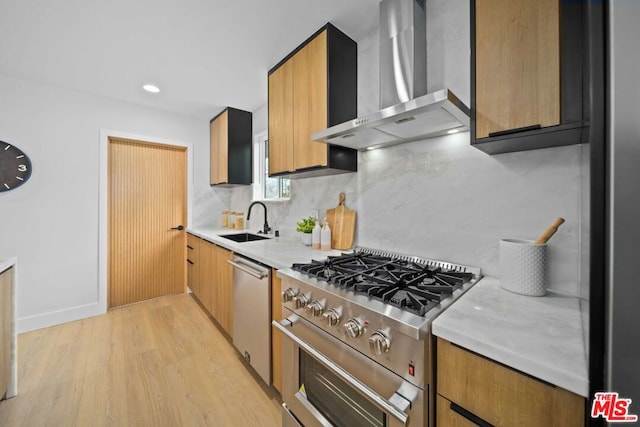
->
<box><xmin>0</xmin><ymin>0</ymin><xmax>637</xmax><ymax>426</ymax></box>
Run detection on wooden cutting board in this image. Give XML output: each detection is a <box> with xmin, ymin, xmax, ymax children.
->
<box><xmin>325</xmin><ymin>192</ymin><xmax>356</xmax><ymax>250</ymax></box>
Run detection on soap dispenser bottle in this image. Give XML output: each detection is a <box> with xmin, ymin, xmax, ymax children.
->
<box><xmin>321</xmin><ymin>218</ymin><xmax>332</xmax><ymax>251</ymax></box>
<box><xmin>312</xmin><ymin>219</ymin><xmax>321</xmax><ymax>249</ymax></box>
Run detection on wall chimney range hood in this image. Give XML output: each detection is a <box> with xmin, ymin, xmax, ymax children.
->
<box><xmin>312</xmin><ymin>0</ymin><xmax>470</xmax><ymax>151</ymax></box>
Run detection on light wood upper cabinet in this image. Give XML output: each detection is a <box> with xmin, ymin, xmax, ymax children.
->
<box><xmin>436</xmin><ymin>338</ymin><xmax>585</xmax><ymax>427</ymax></box>
<box><xmin>471</xmin><ymin>0</ymin><xmax>589</xmax><ymax>154</ymax></box>
<box><xmin>268</xmin><ymin>61</ymin><xmax>294</xmax><ymax>175</ymax></box>
<box><xmin>268</xmin><ymin>24</ymin><xmax>358</xmax><ymax>178</ymax></box>
<box><xmin>1</xmin><ymin>267</ymin><xmax>14</xmax><ymax>400</ymax></box>
<box><xmin>292</xmin><ymin>31</ymin><xmax>328</xmax><ymax>171</ymax></box>
<box><xmin>210</xmin><ymin>107</ymin><xmax>252</xmax><ymax>186</ymax></box>
<box><xmin>475</xmin><ymin>0</ymin><xmax>560</xmax><ymax>139</ymax></box>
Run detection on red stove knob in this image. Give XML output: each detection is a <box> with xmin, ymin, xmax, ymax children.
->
<box><xmin>322</xmin><ymin>308</ymin><xmax>342</xmax><ymax>326</ymax></box>
<box><xmin>282</xmin><ymin>288</ymin><xmax>298</xmax><ymax>302</ymax></box>
<box><xmin>306</xmin><ymin>300</ymin><xmax>324</xmax><ymax>317</ymax></box>
<box><xmin>344</xmin><ymin>318</ymin><xmax>365</xmax><ymax>339</ymax></box>
<box><xmin>293</xmin><ymin>293</ymin><xmax>310</xmax><ymax>309</ymax></box>
<box><xmin>369</xmin><ymin>330</ymin><xmax>391</xmax><ymax>355</ymax></box>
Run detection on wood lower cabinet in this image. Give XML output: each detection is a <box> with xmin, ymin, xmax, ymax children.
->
<box><xmin>214</xmin><ymin>245</ymin><xmax>233</xmax><ymax>335</ymax></box>
<box><xmin>210</xmin><ymin>107</ymin><xmax>252</xmax><ymax>186</ymax></box>
<box><xmin>186</xmin><ymin>233</ymin><xmax>201</xmax><ymax>297</ymax></box>
<box><xmin>270</xmin><ymin>269</ymin><xmax>282</xmax><ymax>393</ymax></box>
<box><xmin>193</xmin><ymin>238</ymin><xmax>234</xmax><ymax>336</ymax></box>
<box><xmin>436</xmin><ymin>338</ymin><xmax>585</xmax><ymax>427</ymax></box>
<box><xmin>268</xmin><ymin>23</ymin><xmax>357</xmax><ymax>178</ymax></box>
<box><xmin>1</xmin><ymin>267</ymin><xmax>14</xmax><ymax>400</ymax></box>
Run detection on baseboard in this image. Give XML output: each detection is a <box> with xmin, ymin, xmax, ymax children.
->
<box><xmin>17</xmin><ymin>302</ymin><xmax>106</xmax><ymax>333</ymax></box>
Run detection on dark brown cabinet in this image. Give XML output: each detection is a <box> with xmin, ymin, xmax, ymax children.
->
<box><xmin>470</xmin><ymin>0</ymin><xmax>589</xmax><ymax>154</ymax></box>
<box><xmin>268</xmin><ymin>23</ymin><xmax>358</xmax><ymax>178</ymax></box>
<box><xmin>210</xmin><ymin>107</ymin><xmax>252</xmax><ymax>186</ymax></box>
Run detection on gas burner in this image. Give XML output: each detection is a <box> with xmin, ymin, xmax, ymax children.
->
<box><xmin>292</xmin><ymin>248</ymin><xmax>478</xmax><ymax>316</ymax></box>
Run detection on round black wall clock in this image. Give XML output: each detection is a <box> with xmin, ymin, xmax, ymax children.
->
<box><xmin>0</xmin><ymin>140</ymin><xmax>32</xmax><ymax>192</ymax></box>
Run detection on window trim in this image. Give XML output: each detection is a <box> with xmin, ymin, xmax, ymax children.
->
<box><xmin>252</xmin><ymin>131</ymin><xmax>290</xmax><ymax>202</ymax></box>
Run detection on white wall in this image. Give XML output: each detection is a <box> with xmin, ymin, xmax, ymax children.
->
<box><xmin>0</xmin><ymin>74</ymin><xmax>228</xmax><ymax>332</ymax></box>
<box><xmin>228</xmin><ymin>0</ymin><xmax>589</xmax><ymax>296</ymax></box>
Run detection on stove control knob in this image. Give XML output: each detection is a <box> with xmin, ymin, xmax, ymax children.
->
<box><xmin>322</xmin><ymin>308</ymin><xmax>342</xmax><ymax>326</ymax></box>
<box><xmin>293</xmin><ymin>293</ymin><xmax>310</xmax><ymax>309</ymax></box>
<box><xmin>282</xmin><ymin>288</ymin><xmax>298</xmax><ymax>303</ymax></box>
<box><xmin>306</xmin><ymin>300</ymin><xmax>324</xmax><ymax>317</ymax></box>
<box><xmin>344</xmin><ymin>318</ymin><xmax>365</xmax><ymax>339</ymax></box>
<box><xmin>369</xmin><ymin>331</ymin><xmax>391</xmax><ymax>355</ymax></box>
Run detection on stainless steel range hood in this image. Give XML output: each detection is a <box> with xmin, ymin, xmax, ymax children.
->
<box><xmin>312</xmin><ymin>0</ymin><xmax>470</xmax><ymax>150</ymax></box>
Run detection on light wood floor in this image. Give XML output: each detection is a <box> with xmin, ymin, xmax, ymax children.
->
<box><xmin>0</xmin><ymin>294</ymin><xmax>282</xmax><ymax>426</ymax></box>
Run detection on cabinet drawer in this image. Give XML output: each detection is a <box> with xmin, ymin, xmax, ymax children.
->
<box><xmin>187</xmin><ymin>233</ymin><xmax>200</xmax><ymax>263</ymax></box>
<box><xmin>437</xmin><ymin>394</ymin><xmax>483</xmax><ymax>427</ymax></box>
<box><xmin>437</xmin><ymin>338</ymin><xmax>584</xmax><ymax>427</ymax></box>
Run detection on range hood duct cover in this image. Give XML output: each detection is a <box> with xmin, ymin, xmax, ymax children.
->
<box><xmin>312</xmin><ymin>0</ymin><xmax>470</xmax><ymax>150</ymax></box>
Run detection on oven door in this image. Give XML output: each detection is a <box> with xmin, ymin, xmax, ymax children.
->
<box><xmin>273</xmin><ymin>313</ymin><xmax>424</xmax><ymax>427</ymax></box>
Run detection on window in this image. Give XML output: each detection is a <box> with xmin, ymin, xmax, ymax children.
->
<box><xmin>253</xmin><ymin>132</ymin><xmax>290</xmax><ymax>201</ymax></box>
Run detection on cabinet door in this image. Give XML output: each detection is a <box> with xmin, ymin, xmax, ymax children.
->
<box><xmin>437</xmin><ymin>338</ymin><xmax>584</xmax><ymax>427</ymax></box>
<box><xmin>210</xmin><ymin>110</ymin><xmax>229</xmax><ymax>185</ymax></box>
<box><xmin>271</xmin><ymin>269</ymin><xmax>282</xmax><ymax>393</ymax></box>
<box><xmin>0</xmin><ymin>268</ymin><xmax>13</xmax><ymax>399</ymax></box>
<box><xmin>215</xmin><ymin>245</ymin><xmax>234</xmax><ymax>335</ymax></box>
<box><xmin>268</xmin><ymin>60</ymin><xmax>294</xmax><ymax>175</ymax></box>
<box><xmin>187</xmin><ymin>234</ymin><xmax>201</xmax><ymax>297</ymax></box>
<box><xmin>436</xmin><ymin>395</ymin><xmax>479</xmax><ymax>427</ymax></box>
<box><xmin>292</xmin><ymin>30</ymin><xmax>328</xmax><ymax>171</ymax></box>
<box><xmin>199</xmin><ymin>240</ymin><xmax>216</xmax><ymax>317</ymax></box>
<box><xmin>475</xmin><ymin>0</ymin><xmax>560</xmax><ymax>139</ymax></box>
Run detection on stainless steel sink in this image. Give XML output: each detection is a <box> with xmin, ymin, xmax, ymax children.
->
<box><xmin>218</xmin><ymin>232</ymin><xmax>270</xmax><ymax>243</ymax></box>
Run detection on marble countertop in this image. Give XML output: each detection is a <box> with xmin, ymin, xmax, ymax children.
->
<box><xmin>0</xmin><ymin>258</ymin><xmax>16</xmax><ymax>274</ymax></box>
<box><xmin>432</xmin><ymin>277</ymin><xmax>588</xmax><ymax>397</ymax></box>
<box><xmin>187</xmin><ymin>227</ymin><xmax>347</xmax><ymax>270</ymax></box>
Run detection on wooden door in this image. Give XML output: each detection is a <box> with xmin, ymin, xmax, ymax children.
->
<box><xmin>108</xmin><ymin>137</ymin><xmax>187</xmax><ymax>308</ymax></box>
<box><xmin>268</xmin><ymin>60</ymin><xmax>294</xmax><ymax>175</ymax></box>
<box><xmin>475</xmin><ymin>0</ymin><xmax>560</xmax><ymax>138</ymax></box>
<box><xmin>293</xmin><ymin>30</ymin><xmax>328</xmax><ymax>171</ymax></box>
<box><xmin>210</xmin><ymin>111</ymin><xmax>228</xmax><ymax>185</ymax></box>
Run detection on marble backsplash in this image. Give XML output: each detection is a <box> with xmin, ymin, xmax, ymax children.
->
<box><xmin>194</xmin><ymin>132</ymin><xmax>588</xmax><ymax>297</ymax></box>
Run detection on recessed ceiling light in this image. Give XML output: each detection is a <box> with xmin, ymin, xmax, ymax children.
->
<box><xmin>366</xmin><ymin>146</ymin><xmax>377</xmax><ymax>151</ymax></box>
<box><xmin>447</xmin><ymin>128</ymin><xmax>460</xmax><ymax>134</ymax></box>
<box><xmin>142</xmin><ymin>84</ymin><xmax>160</xmax><ymax>93</ymax></box>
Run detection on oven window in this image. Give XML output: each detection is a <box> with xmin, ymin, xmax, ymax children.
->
<box><xmin>300</xmin><ymin>350</ymin><xmax>386</xmax><ymax>427</ymax></box>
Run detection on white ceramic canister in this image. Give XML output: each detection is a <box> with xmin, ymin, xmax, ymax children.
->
<box><xmin>499</xmin><ymin>239</ymin><xmax>547</xmax><ymax>296</ymax></box>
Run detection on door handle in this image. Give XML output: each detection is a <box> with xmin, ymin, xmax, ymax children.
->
<box><xmin>171</xmin><ymin>225</ymin><xmax>184</xmax><ymax>231</ymax></box>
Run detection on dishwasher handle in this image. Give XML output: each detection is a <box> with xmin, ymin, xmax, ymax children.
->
<box><xmin>227</xmin><ymin>258</ymin><xmax>269</xmax><ymax>279</ymax></box>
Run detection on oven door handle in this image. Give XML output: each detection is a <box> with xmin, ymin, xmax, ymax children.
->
<box><xmin>273</xmin><ymin>318</ymin><xmax>410</xmax><ymax>427</ymax></box>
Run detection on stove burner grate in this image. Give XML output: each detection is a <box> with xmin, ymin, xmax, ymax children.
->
<box><xmin>292</xmin><ymin>249</ymin><xmax>479</xmax><ymax>316</ymax></box>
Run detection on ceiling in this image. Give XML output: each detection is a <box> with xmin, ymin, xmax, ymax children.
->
<box><xmin>0</xmin><ymin>0</ymin><xmax>379</xmax><ymax>119</ymax></box>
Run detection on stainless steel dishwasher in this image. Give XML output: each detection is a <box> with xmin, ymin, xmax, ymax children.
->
<box><xmin>228</xmin><ymin>255</ymin><xmax>271</xmax><ymax>384</ymax></box>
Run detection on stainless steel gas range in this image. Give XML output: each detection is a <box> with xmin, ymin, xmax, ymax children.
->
<box><xmin>272</xmin><ymin>247</ymin><xmax>481</xmax><ymax>427</ymax></box>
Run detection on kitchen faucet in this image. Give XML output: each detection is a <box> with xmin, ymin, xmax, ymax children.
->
<box><xmin>247</xmin><ymin>201</ymin><xmax>271</xmax><ymax>234</ymax></box>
